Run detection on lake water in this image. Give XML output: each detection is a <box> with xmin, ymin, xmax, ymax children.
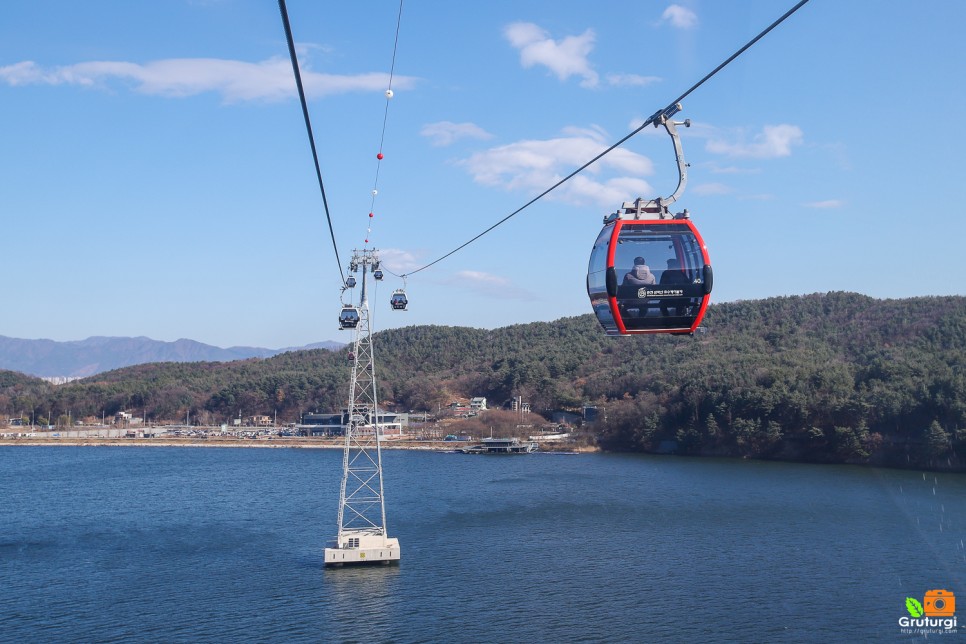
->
<box><xmin>1</xmin><ymin>446</ymin><xmax>963</xmax><ymax>642</ymax></box>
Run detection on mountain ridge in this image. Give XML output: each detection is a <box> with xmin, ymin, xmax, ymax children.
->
<box><xmin>0</xmin><ymin>334</ymin><xmax>344</xmax><ymax>378</ymax></box>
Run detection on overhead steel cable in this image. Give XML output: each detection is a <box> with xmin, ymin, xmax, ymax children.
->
<box><xmin>366</xmin><ymin>0</ymin><xmax>404</xmax><ymax>248</ymax></box>
<box><xmin>400</xmin><ymin>0</ymin><xmax>811</xmax><ymax>278</ymax></box>
<box><xmin>278</xmin><ymin>0</ymin><xmax>346</xmax><ymax>284</ymax></box>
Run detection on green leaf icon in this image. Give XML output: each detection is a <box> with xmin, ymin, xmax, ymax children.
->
<box><xmin>906</xmin><ymin>597</ymin><xmax>924</xmax><ymax>617</ymax></box>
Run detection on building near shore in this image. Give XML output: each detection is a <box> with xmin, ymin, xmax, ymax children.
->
<box><xmin>299</xmin><ymin>408</ymin><xmax>404</xmax><ymax>438</ymax></box>
<box><xmin>114</xmin><ymin>411</ymin><xmax>143</xmax><ymax>426</ymax></box>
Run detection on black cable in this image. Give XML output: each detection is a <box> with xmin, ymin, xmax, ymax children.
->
<box><xmin>366</xmin><ymin>0</ymin><xmax>404</xmax><ymax>248</ymax></box>
<box><xmin>401</xmin><ymin>0</ymin><xmax>811</xmax><ymax>278</ymax></box>
<box><xmin>379</xmin><ymin>0</ymin><xmax>404</xmax><ymax>154</ymax></box>
<box><xmin>278</xmin><ymin>0</ymin><xmax>346</xmax><ymax>284</ymax></box>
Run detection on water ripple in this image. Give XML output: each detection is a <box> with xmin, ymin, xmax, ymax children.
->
<box><xmin>0</xmin><ymin>447</ymin><xmax>963</xmax><ymax>642</ymax></box>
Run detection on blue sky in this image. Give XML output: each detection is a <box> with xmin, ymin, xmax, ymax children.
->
<box><xmin>3</xmin><ymin>1</ymin><xmax>965</xmax><ymax>348</ymax></box>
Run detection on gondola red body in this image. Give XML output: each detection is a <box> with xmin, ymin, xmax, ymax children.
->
<box><xmin>587</xmin><ymin>217</ymin><xmax>712</xmax><ymax>335</ymax></box>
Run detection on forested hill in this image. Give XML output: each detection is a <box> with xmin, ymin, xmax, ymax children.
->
<box><xmin>2</xmin><ymin>292</ymin><xmax>964</xmax><ymax>471</ymax></box>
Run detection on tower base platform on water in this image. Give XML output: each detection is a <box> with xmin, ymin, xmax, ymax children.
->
<box><xmin>324</xmin><ymin>530</ymin><xmax>400</xmax><ymax>567</ymax></box>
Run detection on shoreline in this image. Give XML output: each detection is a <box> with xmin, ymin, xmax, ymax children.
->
<box><xmin>0</xmin><ymin>437</ymin><xmax>596</xmax><ymax>452</ymax></box>
<box><xmin>4</xmin><ymin>437</ymin><xmax>962</xmax><ymax>471</ymax></box>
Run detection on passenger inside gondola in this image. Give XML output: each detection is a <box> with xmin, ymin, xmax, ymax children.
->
<box><xmin>622</xmin><ymin>257</ymin><xmax>656</xmax><ymax>287</ymax></box>
<box><xmin>619</xmin><ymin>257</ymin><xmax>658</xmax><ymax>318</ymax></box>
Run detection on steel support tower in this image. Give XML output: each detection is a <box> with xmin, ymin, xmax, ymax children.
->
<box><xmin>324</xmin><ymin>249</ymin><xmax>400</xmax><ymax>566</ymax></box>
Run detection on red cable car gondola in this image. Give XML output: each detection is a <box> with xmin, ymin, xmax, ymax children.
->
<box><xmin>586</xmin><ymin>106</ymin><xmax>712</xmax><ymax>336</ymax></box>
<box><xmin>390</xmin><ymin>289</ymin><xmax>408</xmax><ymax>311</ymax></box>
<box><xmin>588</xmin><ymin>207</ymin><xmax>711</xmax><ymax>335</ymax></box>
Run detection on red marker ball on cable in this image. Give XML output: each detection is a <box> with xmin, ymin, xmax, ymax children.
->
<box><xmin>377</xmin><ymin>153</ymin><xmax>384</xmax><ymax>160</ymax></box>
<box><xmin>369</xmin><ymin>212</ymin><xmax>374</xmax><ymax>218</ymax></box>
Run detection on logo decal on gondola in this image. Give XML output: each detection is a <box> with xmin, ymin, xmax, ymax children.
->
<box><xmin>637</xmin><ymin>288</ymin><xmax>685</xmax><ymax>298</ymax></box>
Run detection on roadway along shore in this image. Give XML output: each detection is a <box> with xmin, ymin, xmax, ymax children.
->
<box><xmin>1</xmin><ymin>436</ymin><xmax>596</xmax><ymax>452</ymax></box>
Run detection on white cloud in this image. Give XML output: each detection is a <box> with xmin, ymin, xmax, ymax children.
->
<box><xmin>706</xmin><ymin>124</ymin><xmax>804</xmax><ymax>159</ymax></box>
<box><xmin>0</xmin><ymin>57</ymin><xmax>417</xmax><ymax>102</ymax></box>
<box><xmin>805</xmin><ymin>199</ymin><xmax>845</xmax><ymax>209</ymax></box>
<box><xmin>661</xmin><ymin>5</ymin><xmax>698</xmax><ymax>29</ymax></box>
<box><xmin>377</xmin><ymin>248</ymin><xmax>423</xmax><ymax>274</ymax></box>
<box><xmin>447</xmin><ymin>270</ymin><xmax>533</xmax><ymax>300</ymax></box>
<box><xmin>707</xmin><ymin>163</ymin><xmax>761</xmax><ymax>175</ymax></box>
<box><xmin>457</xmin><ymin>270</ymin><xmax>507</xmax><ymax>285</ymax></box>
<box><xmin>459</xmin><ymin>126</ymin><xmax>654</xmax><ymax>206</ymax></box>
<box><xmin>504</xmin><ymin>22</ymin><xmax>599</xmax><ymax>88</ymax></box>
<box><xmin>692</xmin><ymin>182</ymin><xmax>734</xmax><ymax>196</ymax></box>
<box><xmin>420</xmin><ymin>121</ymin><xmax>494</xmax><ymax>147</ymax></box>
<box><xmin>605</xmin><ymin>73</ymin><xmax>661</xmax><ymax>88</ymax></box>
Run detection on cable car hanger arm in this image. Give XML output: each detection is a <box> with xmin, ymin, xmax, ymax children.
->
<box><xmin>611</xmin><ymin>109</ymin><xmax>691</xmax><ymax>222</ymax></box>
<box><xmin>659</xmin><ymin>112</ymin><xmax>690</xmax><ymax>210</ymax></box>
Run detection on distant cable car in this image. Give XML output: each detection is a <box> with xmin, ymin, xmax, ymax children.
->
<box><xmin>373</xmin><ymin>269</ymin><xmax>384</xmax><ymax>281</ymax></box>
<box><xmin>345</xmin><ymin>276</ymin><xmax>357</xmax><ymax>288</ymax></box>
<box><xmin>390</xmin><ymin>289</ymin><xmax>408</xmax><ymax>311</ymax></box>
<box><xmin>339</xmin><ymin>305</ymin><xmax>360</xmax><ymax>329</ymax></box>
<box><xmin>586</xmin><ymin>106</ymin><xmax>712</xmax><ymax>336</ymax></box>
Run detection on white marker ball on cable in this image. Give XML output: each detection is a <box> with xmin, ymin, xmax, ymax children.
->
<box><xmin>372</xmin><ymin>189</ymin><xmax>378</xmax><ymax>196</ymax></box>
<box><xmin>385</xmin><ymin>89</ymin><xmax>394</xmax><ymax>99</ymax></box>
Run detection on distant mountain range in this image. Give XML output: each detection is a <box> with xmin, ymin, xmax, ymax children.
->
<box><xmin>0</xmin><ymin>335</ymin><xmax>344</xmax><ymax>379</ymax></box>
